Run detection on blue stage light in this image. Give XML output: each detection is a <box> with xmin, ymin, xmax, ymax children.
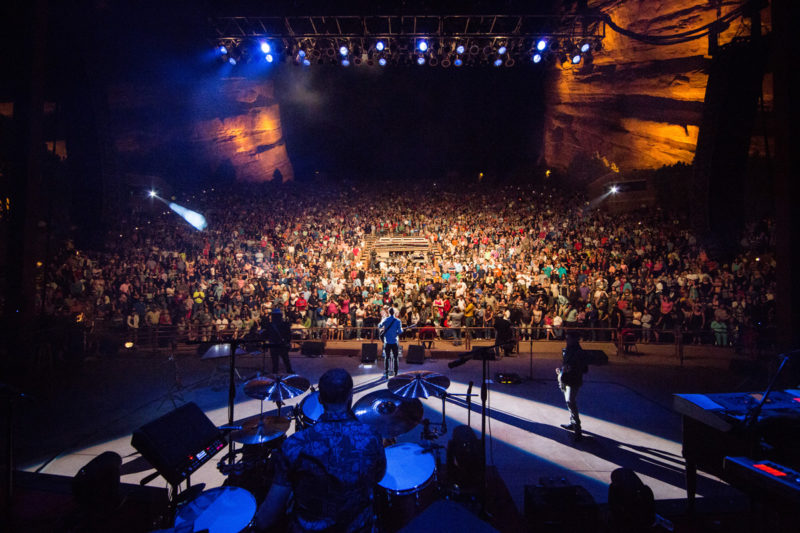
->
<box><xmin>493</xmin><ymin>58</ymin><xmax>502</xmax><ymax>67</ymax></box>
<box><xmin>581</xmin><ymin>42</ymin><xmax>591</xmax><ymax>53</ymax></box>
<box><xmin>533</xmin><ymin>53</ymin><xmax>542</xmax><ymax>63</ymax></box>
<box><xmin>572</xmin><ymin>54</ymin><xmax>581</xmax><ymax>64</ymax></box>
<box><xmin>298</xmin><ymin>50</ymin><xmax>306</xmax><ymax>58</ymax></box>
<box><xmin>266</xmin><ymin>54</ymin><xmax>274</xmax><ymax>63</ymax></box>
<box><xmin>168</xmin><ymin>203</ymin><xmax>207</xmax><ymax>231</ymax></box>
<box><xmin>536</xmin><ymin>39</ymin><xmax>547</xmax><ymax>51</ymax></box>
<box><xmin>342</xmin><ymin>58</ymin><xmax>350</xmax><ymax>66</ymax></box>
<box><xmin>219</xmin><ymin>45</ymin><xmax>228</xmax><ymax>55</ymax></box>
<box><xmin>454</xmin><ymin>58</ymin><xmax>463</xmax><ymax>67</ymax></box>
<box><xmin>260</xmin><ymin>42</ymin><xmax>271</xmax><ymax>54</ymax></box>
<box><xmin>378</xmin><ymin>57</ymin><xmax>387</xmax><ymax>66</ymax></box>
<box><xmin>417</xmin><ymin>56</ymin><xmax>425</xmax><ymax>65</ymax></box>
<box><xmin>418</xmin><ymin>40</ymin><xmax>428</xmax><ymax>52</ymax></box>
<box><xmin>498</xmin><ymin>46</ymin><xmax>507</xmax><ymax>55</ymax></box>
<box><xmin>302</xmin><ymin>58</ymin><xmax>311</xmax><ymax>66</ymax></box>
<box><xmin>339</xmin><ymin>46</ymin><xmax>348</xmax><ymax>56</ymax></box>
<box><xmin>456</xmin><ymin>45</ymin><xmax>465</xmax><ymax>54</ymax></box>
<box><xmin>376</xmin><ymin>41</ymin><xmax>385</xmax><ymax>52</ymax></box>
<box><xmin>228</xmin><ymin>57</ymin><xmax>237</xmax><ymax>65</ymax></box>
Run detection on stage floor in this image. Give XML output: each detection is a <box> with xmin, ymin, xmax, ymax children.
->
<box><xmin>11</xmin><ymin>339</ymin><xmax>761</xmax><ymax>531</ymax></box>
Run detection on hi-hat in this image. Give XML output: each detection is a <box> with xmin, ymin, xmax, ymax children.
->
<box><xmin>229</xmin><ymin>414</ymin><xmax>290</xmax><ymax>445</ymax></box>
<box><xmin>388</xmin><ymin>370</ymin><xmax>450</xmax><ymax>399</ymax></box>
<box><xmin>353</xmin><ymin>390</ymin><xmax>423</xmax><ymax>438</ymax></box>
<box><xmin>244</xmin><ymin>374</ymin><xmax>310</xmax><ymax>402</ymax></box>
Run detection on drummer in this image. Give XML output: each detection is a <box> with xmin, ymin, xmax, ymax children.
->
<box><xmin>254</xmin><ymin>368</ymin><xmax>386</xmax><ymax>532</ymax></box>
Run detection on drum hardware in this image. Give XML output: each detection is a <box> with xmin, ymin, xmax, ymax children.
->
<box><xmin>352</xmin><ymin>390</ymin><xmax>424</xmax><ymax>438</ymax></box>
<box><xmin>295</xmin><ymin>386</ymin><xmax>323</xmax><ymax>430</ymax></box>
<box><xmin>377</xmin><ymin>442</ymin><xmax>439</xmax><ymax>531</ymax></box>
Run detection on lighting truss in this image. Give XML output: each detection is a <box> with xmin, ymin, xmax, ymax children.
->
<box><xmin>209</xmin><ymin>13</ymin><xmax>606</xmax><ymax>67</ymax></box>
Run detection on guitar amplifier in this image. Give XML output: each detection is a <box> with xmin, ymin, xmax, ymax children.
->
<box><xmin>131</xmin><ymin>402</ymin><xmax>225</xmax><ymax>487</ymax></box>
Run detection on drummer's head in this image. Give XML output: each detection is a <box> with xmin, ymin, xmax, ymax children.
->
<box><xmin>318</xmin><ymin>368</ymin><xmax>353</xmax><ymax>412</ymax></box>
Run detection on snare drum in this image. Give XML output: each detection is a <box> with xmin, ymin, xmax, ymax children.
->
<box><xmin>376</xmin><ymin>443</ymin><xmax>437</xmax><ymax>530</ymax></box>
<box><xmin>296</xmin><ymin>390</ymin><xmax>324</xmax><ymax>429</ymax></box>
<box><xmin>174</xmin><ymin>486</ymin><xmax>255</xmax><ymax>533</ymax></box>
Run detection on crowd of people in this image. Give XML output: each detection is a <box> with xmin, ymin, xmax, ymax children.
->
<box><xmin>39</xmin><ymin>179</ymin><xmax>777</xmax><ymax>353</ymax></box>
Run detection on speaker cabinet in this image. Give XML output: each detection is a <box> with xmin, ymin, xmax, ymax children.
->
<box><xmin>406</xmin><ymin>344</ymin><xmax>425</xmax><ymax>364</ymax></box>
<box><xmin>301</xmin><ymin>341</ymin><xmax>325</xmax><ymax>357</ymax></box>
<box><xmin>361</xmin><ymin>343</ymin><xmax>378</xmax><ymax>363</ymax></box>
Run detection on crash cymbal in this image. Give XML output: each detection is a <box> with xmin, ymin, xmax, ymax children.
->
<box><xmin>387</xmin><ymin>370</ymin><xmax>450</xmax><ymax>399</ymax></box>
<box><xmin>229</xmin><ymin>414</ymin><xmax>290</xmax><ymax>445</ymax></box>
<box><xmin>352</xmin><ymin>390</ymin><xmax>423</xmax><ymax>438</ymax></box>
<box><xmin>244</xmin><ymin>374</ymin><xmax>310</xmax><ymax>402</ymax></box>
<box><xmin>200</xmin><ymin>343</ymin><xmax>251</xmax><ymax>359</ymax></box>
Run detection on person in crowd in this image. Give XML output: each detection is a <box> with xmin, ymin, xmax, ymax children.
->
<box><xmin>254</xmin><ymin>368</ymin><xmax>386</xmax><ymax>532</ymax></box>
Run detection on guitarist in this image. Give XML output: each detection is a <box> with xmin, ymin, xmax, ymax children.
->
<box><xmin>378</xmin><ymin>307</ymin><xmax>403</xmax><ymax>378</ymax></box>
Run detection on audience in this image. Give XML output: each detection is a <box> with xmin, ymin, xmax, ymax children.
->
<box><xmin>36</xmin><ymin>180</ymin><xmax>777</xmax><ymax>351</ymax></box>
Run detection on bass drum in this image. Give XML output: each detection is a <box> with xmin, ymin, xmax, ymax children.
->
<box><xmin>376</xmin><ymin>442</ymin><xmax>438</xmax><ymax>531</ymax></box>
<box><xmin>174</xmin><ymin>486</ymin><xmax>255</xmax><ymax>533</ymax></box>
<box><xmin>295</xmin><ymin>390</ymin><xmax>324</xmax><ymax>430</ymax></box>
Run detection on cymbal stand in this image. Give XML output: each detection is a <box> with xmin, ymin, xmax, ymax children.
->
<box><xmin>158</xmin><ymin>347</ymin><xmax>185</xmax><ymax>410</ymax></box>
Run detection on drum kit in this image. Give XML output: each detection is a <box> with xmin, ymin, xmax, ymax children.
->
<box><xmin>167</xmin><ymin>369</ymin><xmax>457</xmax><ymax>533</ymax></box>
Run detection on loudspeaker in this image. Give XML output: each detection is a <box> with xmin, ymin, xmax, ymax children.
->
<box><xmin>72</xmin><ymin>451</ymin><xmax>122</xmax><ymax>509</ymax></box>
<box><xmin>401</xmin><ymin>500</ymin><xmax>496</xmax><ymax>533</ymax></box>
<box><xmin>406</xmin><ymin>345</ymin><xmax>425</xmax><ymax>364</ymax></box>
<box><xmin>525</xmin><ymin>478</ymin><xmax>598</xmax><ymax>533</ymax></box>
<box><xmin>447</xmin><ymin>426</ymin><xmax>482</xmax><ymax>494</ymax></box>
<box><xmin>361</xmin><ymin>343</ymin><xmax>378</xmax><ymax>363</ymax></box>
<box><xmin>131</xmin><ymin>402</ymin><xmax>225</xmax><ymax>486</ymax></box>
<box><xmin>582</xmin><ymin>349</ymin><xmax>608</xmax><ymax>365</ymax></box>
<box><xmin>608</xmin><ymin>468</ymin><xmax>655</xmax><ymax>533</ymax></box>
<box><xmin>301</xmin><ymin>341</ymin><xmax>325</xmax><ymax>357</ymax></box>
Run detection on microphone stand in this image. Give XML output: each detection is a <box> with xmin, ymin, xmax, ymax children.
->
<box><xmin>744</xmin><ymin>349</ymin><xmax>800</xmax><ymax>429</ymax></box>
<box><xmin>448</xmin><ymin>342</ymin><xmax>509</xmax><ymax>518</ymax></box>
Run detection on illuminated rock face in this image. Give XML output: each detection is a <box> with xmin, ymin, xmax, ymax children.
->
<box><xmin>544</xmin><ymin>0</ymin><xmax>770</xmax><ymax>173</ymax></box>
<box><xmin>111</xmin><ymin>78</ymin><xmax>293</xmax><ymax>182</ymax></box>
<box><xmin>190</xmin><ymin>79</ymin><xmax>293</xmax><ymax>182</ymax></box>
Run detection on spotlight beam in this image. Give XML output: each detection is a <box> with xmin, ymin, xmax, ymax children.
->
<box><xmin>147</xmin><ymin>192</ymin><xmax>208</xmax><ymax>231</ymax></box>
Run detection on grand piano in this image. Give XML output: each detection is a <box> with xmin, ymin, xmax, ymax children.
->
<box><xmin>673</xmin><ymin>388</ymin><xmax>800</xmax><ymax>508</ymax></box>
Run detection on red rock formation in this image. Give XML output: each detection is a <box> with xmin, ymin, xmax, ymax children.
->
<box><xmin>545</xmin><ymin>0</ymin><xmax>771</xmax><ymax>173</ymax></box>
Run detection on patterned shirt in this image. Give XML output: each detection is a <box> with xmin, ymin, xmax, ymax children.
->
<box><xmin>273</xmin><ymin>410</ymin><xmax>386</xmax><ymax>532</ymax></box>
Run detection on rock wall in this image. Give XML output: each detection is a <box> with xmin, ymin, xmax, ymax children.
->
<box><xmin>109</xmin><ymin>78</ymin><xmax>293</xmax><ymax>183</ymax></box>
<box><xmin>545</xmin><ymin>0</ymin><xmax>771</xmax><ymax>173</ymax></box>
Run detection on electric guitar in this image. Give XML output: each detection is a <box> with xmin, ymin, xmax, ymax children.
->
<box><xmin>378</xmin><ymin>322</ymin><xmax>418</xmax><ymax>343</ymax></box>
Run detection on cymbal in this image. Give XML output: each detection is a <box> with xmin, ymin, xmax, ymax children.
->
<box><xmin>352</xmin><ymin>390</ymin><xmax>423</xmax><ymax>438</ymax></box>
<box><xmin>229</xmin><ymin>414</ymin><xmax>290</xmax><ymax>445</ymax></box>
<box><xmin>388</xmin><ymin>370</ymin><xmax>450</xmax><ymax>399</ymax></box>
<box><xmin>244</xmin><ymin>374</ymin><xmax>310</xmax><ymax>402</ymax></box>
<box><xmin>200</xmin><ymin>343</ymin><xmax>251</xmax><ymax>359</ymax></box>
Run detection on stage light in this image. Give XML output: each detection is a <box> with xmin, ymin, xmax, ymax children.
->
<box><xmin>228</xmin><ymin>57</ymin><xmax>237</xmax><ymax>65</ymax></box>
<box><xmin>533</xmin><ymin>53</ymin><xmax>542</xmax><ymax>63</ymax></box>
<box><xmin>339</xmin><ymin>45</ymin><xmax>348</xmax><ymax>56</ymax></box>
<box><xmin>418</xmin><ymin>40</ymin><xmax>428</xmax><ymax>52</ymax></box>
<box><xmin>572</xmin><ymin>54</ymin><xmax>581</xmax><ymax>64</ymax></box>
<box><xmin>417</xmin><ymin>56</ymin><xmax>425</xmax><ymax>65</ymax></box>
<box><xmin>498</xmin><ymin>45</ymin><xmax>507</xmax><ymax>55</ymax></box>
<box><xmin>168</xmin><ymin>202</ymin><xmax>207</xmax><ymax>231</ymax></box>
<box><xmin>454</xmin><ymin>58</ymin><xmax>463</xmax><ymax>67</ymax></box>
<box><xmin>536</xmin><ymin>39</ymin><xmax>547</xmax><ymax>51</ymax></box>
<box><xmin>298</xmin><ymin>50</ymin><xmax>306</xmax><ymax>58</ymax></box>
<box><xmin>376</xmin><ymin>41</ymin><xmax>385</xmax><ymax>52</ymax></box>
<box><xmin>302</xmin><ymin>58</ymin><xmax>311</xmax><ymax>66</ymax></box>
<box><xmin>493</xmin><ymin>58</ymin><xmax>502</xmax><ymax>67</ymax></box>
<box><xmin>148</xmin><ymin>190</ymin><xmax>157</xmax><ymax>198</ymax></box>
<box><xmin>266</xmin><ymin>54</ymin><xmax>274</xmax><ymax>63</ymax></box>
<box><xmin>581</xmin><ymin>42</ymin><xmax>591</xmax><ymax>53</ymax></box>
<box><xmin>378</xmin><ymin>57</ymin><xmax>387</xmax><ymax>66</ymax></box>
<box><xmin>610</xmin><ymin>185</ymin><xmax>619</xmax><ymax>194</ymax></box>
<box><xmin>260</xmin><ymin>41</ymin><xmax>271</xmax><ymax>54</ymax></box>
<box><xmin>219</xmin><ymin>45</ymin><xmax>228</xmax><ymax>55</ymax></box>
<box><xmin>456</xmin><ymin>45</ymin><xmax>465</xmax><ymax>54</ymax></box>
<box><xmin>342</xmin><ymin>58</ymin><xmax>350</xmax><ymax>66</ymax></box>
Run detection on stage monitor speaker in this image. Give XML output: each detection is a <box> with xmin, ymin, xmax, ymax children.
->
<box><xmin>131</xmin><ymin>402</ymin><xmax>226</xmax><ymax>487</ymax></box>
<box><xmin>524</xmin><ymin>478</ymin><xmax>598</xmax><ymax>533</ymax></box>
<box><xmin>301</xmin><ymin>341</ymin><xmax>325</xmax><ymax>357</ymax></box>
<box><xmin>447</xmin><ymin>425</ymin><xmax>482</xmax><ymax>494</ymax></box>
<box><xmin>401</xmin><ymin>500</ymin><xmax>497</xmax><ymax>533</ymax></box>
<box><xmin>72</xmin><ymin>451</ymin><xmax>122</xmax><ymax>510</ymax></box>
<box><xmin>361</xmin><ymin>343</ymin><xmax>378</xmax><ymax>363</ymax></box>
<box><xmin>583</xmin><ymin>349</ymin><xmax>608</xmax><ymax>365</ymax></box>
<box><xmin>406</xmin><ymin>344</ymin><xmax>425</xmax><ymax>364</ymax></box>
